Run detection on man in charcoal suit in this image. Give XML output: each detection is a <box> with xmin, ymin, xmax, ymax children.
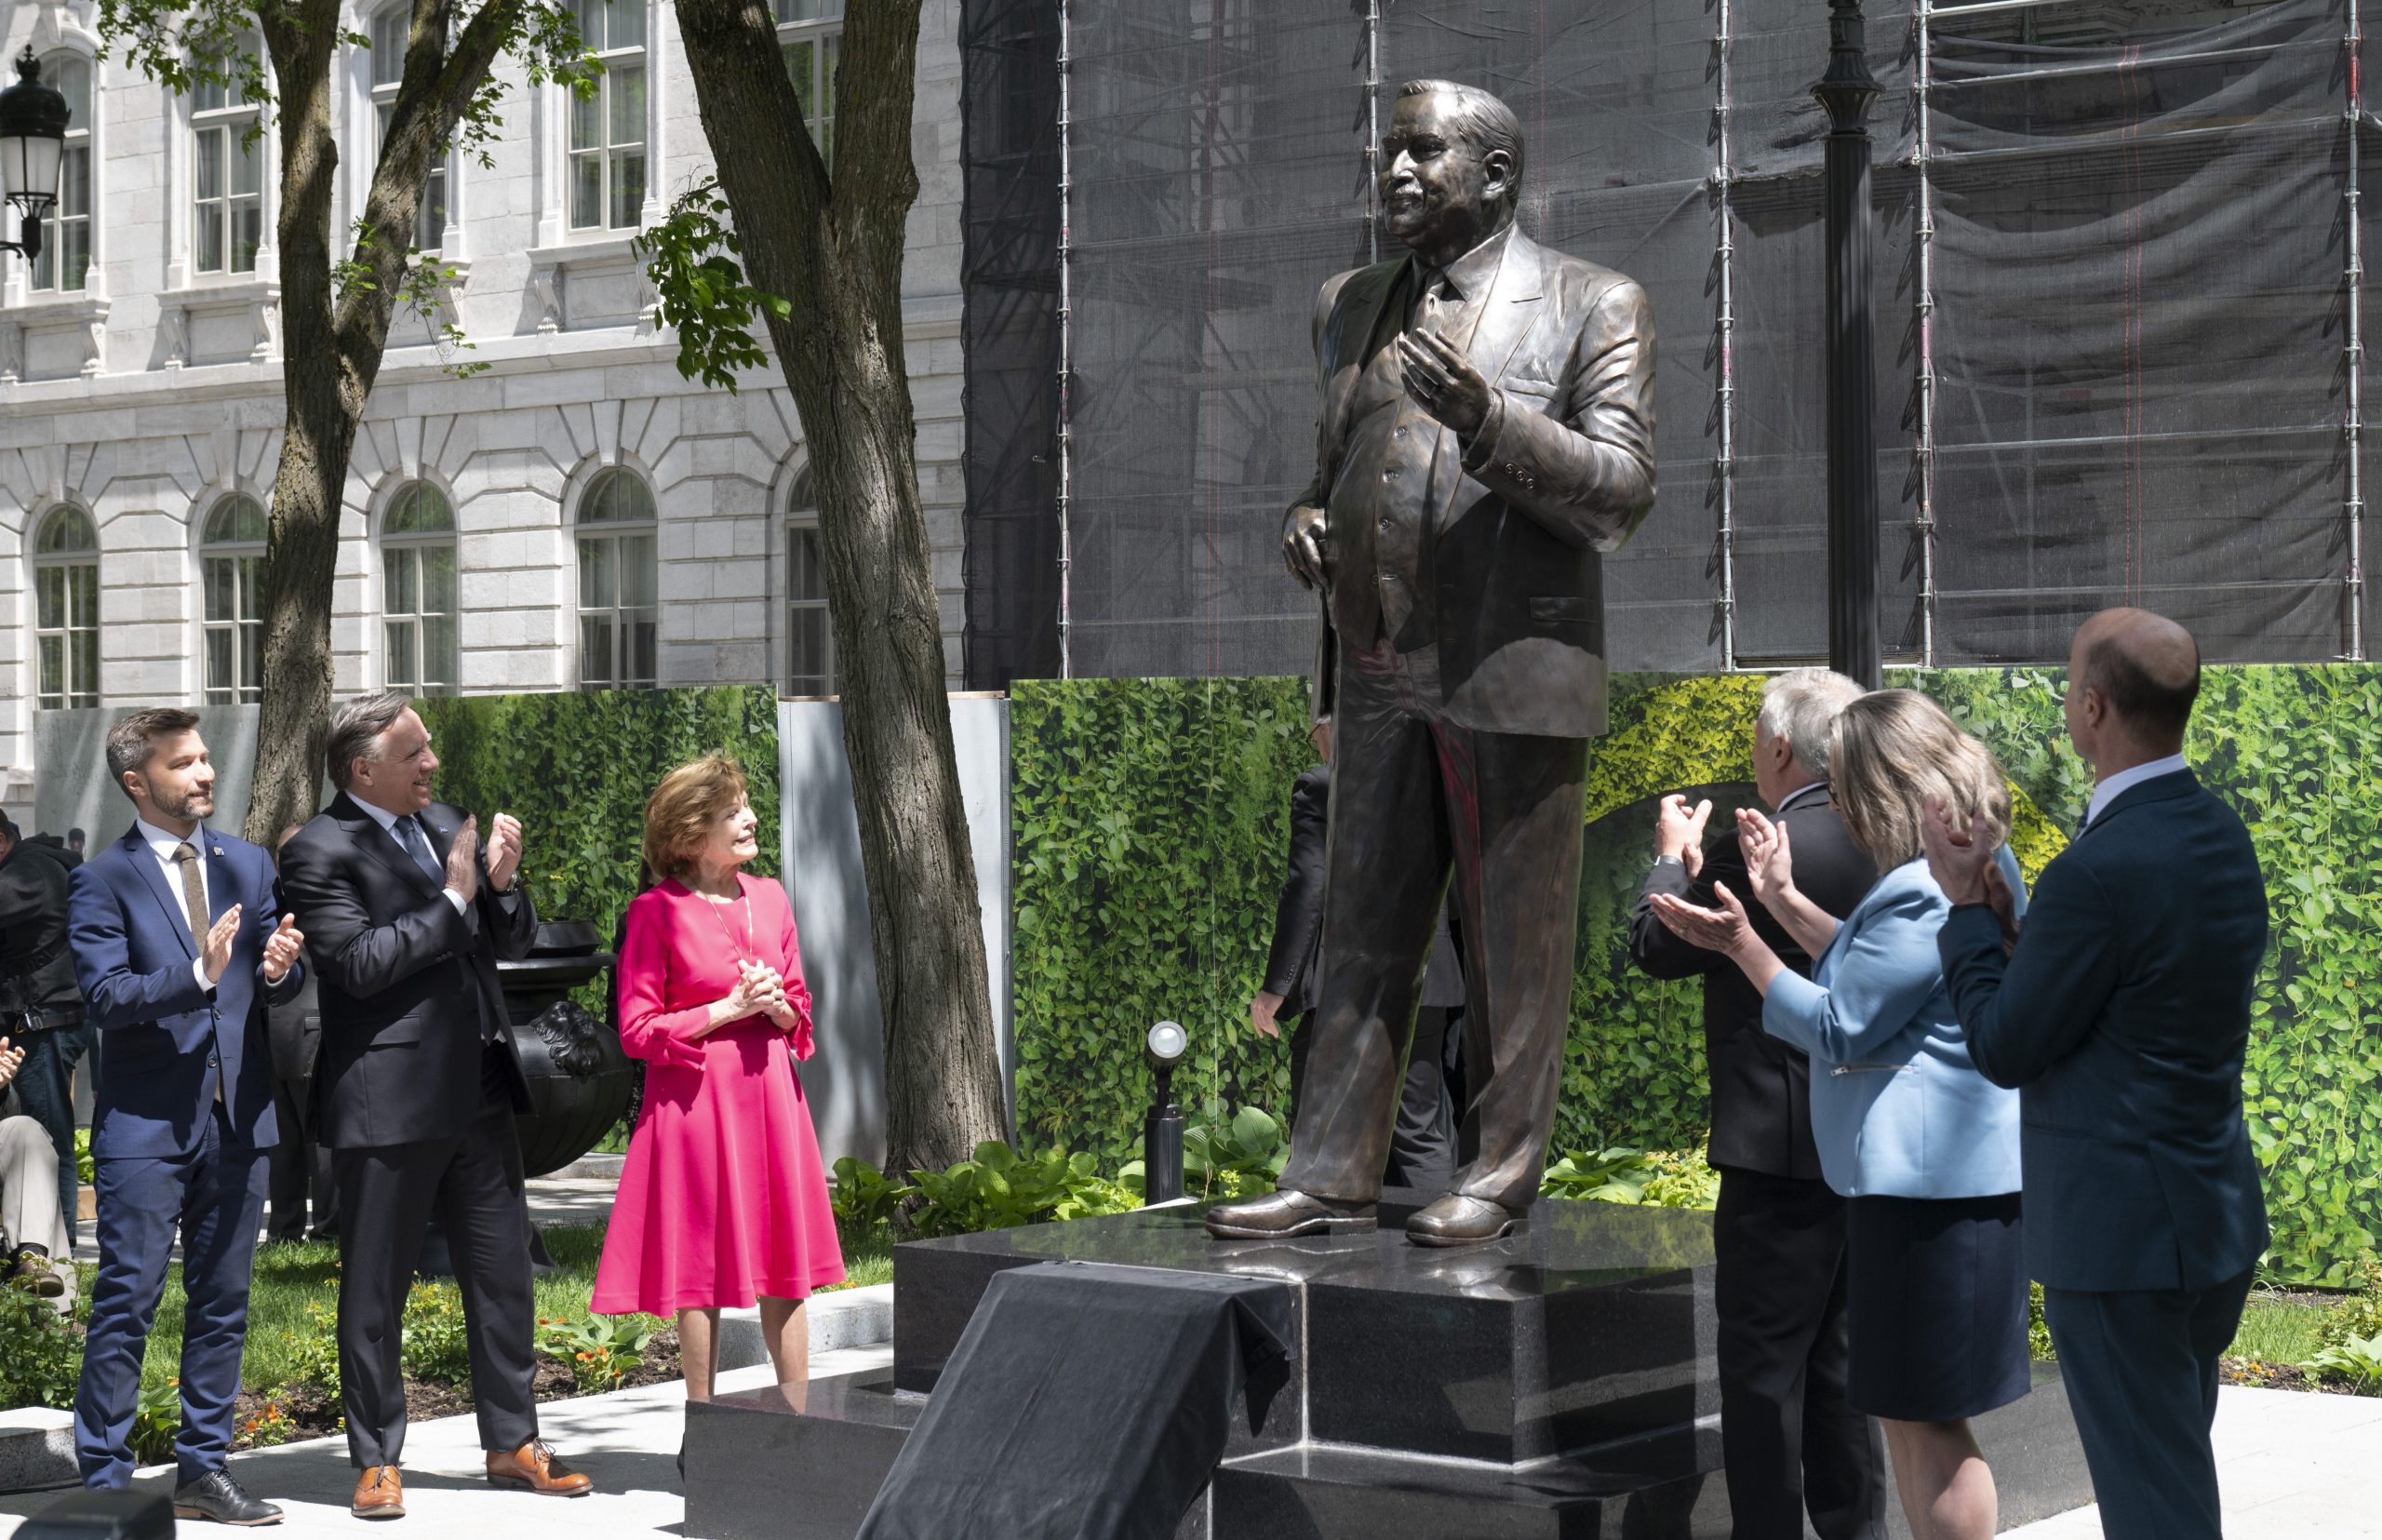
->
<box><xmin>68</xmin><ymin>708</ymin><xmax>306</xmax><ymax>1522</ymax></box>
<box><xmin>1628</xmin><ymin>669</ymin><xmax>1885</xmax><ymax>1540</ymax></box>
<box><xmin>263</xmin><ymin>826</ymin><xmax>336</xmax><ymax>1243</ymax></box>
<box><xmin>277</xmin><ymin>693</ymin><xmax>593</xmax><ymax>1520</ymax></box>
<box><xmin>1208</xmin><ymin>78</ymin><xmax>1658</xmax><ymax>1244</ymax></box>
<box><xmin>1251</xmin><ymin>718</ymin><xmax>1466</xmax><ymax>1190</ymax></box>
<box><xmin>1924</xmin><ymin>609</ymin><xmax>2268</xmax><ymax>1540</ymax></box>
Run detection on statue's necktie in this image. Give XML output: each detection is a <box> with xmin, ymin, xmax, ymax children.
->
<box><xmin>170</xmin><ymin>842</ymin><xmax>208</xmax><ymax>953</ymax></box>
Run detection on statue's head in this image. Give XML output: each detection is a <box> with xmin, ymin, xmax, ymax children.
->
<box><xmin>1382</xmin><ymin>80</ymin><xmax>1525</xmax><ymax>259</ymax></box>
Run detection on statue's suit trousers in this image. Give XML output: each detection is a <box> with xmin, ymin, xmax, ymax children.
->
<box><xmin>1278</xmin><ymin>639</ymin><xmax>1586</xmax><ymax>1211</ymax></box>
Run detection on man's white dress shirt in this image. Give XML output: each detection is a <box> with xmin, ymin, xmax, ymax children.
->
<box><xmin>134</xmin><ymin>817</ymin><xmax>218</xmax><ymax>993</ymax></box>
<box><xmin>352</xmin><ymin>798</ymin><xmax>470</xmax><ymax>916</ymax></box>
<box><xmin>2081</xmin><ymin>753</ymin><xmax>2189</xmax><ymax>831</ymax></box>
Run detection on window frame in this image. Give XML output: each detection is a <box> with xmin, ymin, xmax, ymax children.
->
<box><xmin>198</xmin><ymin>493</ymin><xmax>268</xmax><ymax>705</ymax></box>
<box><xmin>190</xmin><ymin>46</ymin><xmax>265</xmax><ymax>276</ymax></box>
<box><xmin>368</xmin><ymin>6</ymin><xmax>450</xmax><ymax>253</ymax></box>
<box><xmin>574</xmin><ymin>466</ymin><xmax>659</xmax><ymax>690</ymax></box>
<box><xmin>783</xmin><ymin>468</ymin><xmax>835</xmax><ymax>696</ymax></box>
<box><xmin>380</xmin><ymin>481</ymin><xmax>460</xmax><ymax>696</ymax></box>
<box><xmin>775</xmin><ymin>0</ymin><xmax>842</xmax><ymax>162</ymax></box>
<box><xmin>31</xmin><ymin>50</ymin><xmax>94</xmax><ymax>293</ymax></box>
<box><xmin>31</xmin><ymin>506</ymin><xmax>101</xmax><ymax>712</ymax></box>
<box><xmin>567</xmin><ymin>0</ymin><xmax>649</xmax><ymax>233</ymax></box>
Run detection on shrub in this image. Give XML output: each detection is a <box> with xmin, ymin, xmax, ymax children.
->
<box><xmin>129</xmin><ymin>1377</ymin><xmax>181</xmax><ymax>1467</ymax></box>
<box><xmin>239</xmin><ymin>1401</ymin><xmax>300</xmax><ymax>1449</ymax></box>
<box><xmin>831</xmin><ymin>1156</ymin><xmax>912</xmax><ymax>1230</ymax></box>
<box><xmin>401</xmin><ymin>1281</ymin><xmax>474</xmax><ymax>1386</ymax></box>
<box><xmin>279</xmin><ymin>1298</ymin><xmax>342</xmax><ymax>1403</ymax></box>
<box><xmin>537</xmin><ymin>1315</ymin><xmax>655</xmax><ymax>1394</ymax></box>
<box><xmin>0</xmin><ymin>1276</ymin><xmax>82</xmax><ymax>1412</ymax></box>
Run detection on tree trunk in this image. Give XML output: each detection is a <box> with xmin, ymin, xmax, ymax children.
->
<box><xmin>673</xmin><ymin>0</ymin><xmax>1009</xmax><ymax>1177</ymax></box>
<box><xmin>244</xmin><ymin>0</ymin><xmax>523</xmax><ymax>845</ymax></box>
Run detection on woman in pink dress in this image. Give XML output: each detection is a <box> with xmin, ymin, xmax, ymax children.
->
<box><xmin>592</xmin><ymin>756</ymin><xmax>844</xmax><ymax>1456</ymax></box>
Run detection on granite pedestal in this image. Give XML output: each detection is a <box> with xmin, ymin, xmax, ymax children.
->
<box><xmin>685</xmin><ymin>1200</ymin><xmax>2092</xmax><ymax>1539</ymax></box>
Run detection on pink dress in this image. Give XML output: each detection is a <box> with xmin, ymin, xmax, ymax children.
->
<box><xmin>592</xmin><ymin>876</ymin><xmax>846</xmax><ymax>1314</ymax></box>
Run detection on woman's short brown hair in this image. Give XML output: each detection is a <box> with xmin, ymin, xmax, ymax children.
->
<box><xmin>1828</xmin><ymin>690</ymin><xmax>2012</xmax><ymax>869</ymax></box>
<box><xmin>641</xmin><ymin>755</ymin><xmax>750</xmax><ymax>883</ymax></box>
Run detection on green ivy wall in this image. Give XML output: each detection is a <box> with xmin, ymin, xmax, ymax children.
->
<box><xmin>1011</xmin><ymin>667</ymin><xmax>2382</xmax><ymax>1285</ymax></box>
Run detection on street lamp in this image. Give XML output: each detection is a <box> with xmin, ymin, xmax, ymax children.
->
<box><xmin>0</xmin><ymin>46</ymin><xmax>72</xmax><ymax>264</ymax></box>
<box><xmin>1142</xmin><ymin>1020</ymin><xmax>1187</xmax><ymax>1205</ymax></box>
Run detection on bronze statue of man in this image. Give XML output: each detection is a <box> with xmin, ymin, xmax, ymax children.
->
<box><xmin>1207</xmin><ymin>80</ymin><xmax>1657</xmax><ymax>1246</ymax></box>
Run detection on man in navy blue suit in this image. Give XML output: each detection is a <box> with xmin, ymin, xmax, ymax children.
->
<box><xmin>1923</xmin><ymin>609</ymin><xmax>2269</xmax><ymax>1540</ymax></box>
<box><xmin>68</xmin><ymin>707</ymin><xmax>307</xmax><ymax>1526</ymax></box>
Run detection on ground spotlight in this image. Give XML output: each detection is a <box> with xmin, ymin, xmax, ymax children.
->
<box><xmin>1143</xmin><ymin>1020</ymin><xmax>1188</xmax><ymax>1204</ymax></box>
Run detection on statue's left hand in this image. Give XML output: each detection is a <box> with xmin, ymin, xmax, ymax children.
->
<box><xmin>1397</xmin><ymin>329</ymin><xmax>1493</xmax><ymax>436</ymax></box>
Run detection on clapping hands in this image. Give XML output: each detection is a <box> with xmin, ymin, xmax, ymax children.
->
<box><xmin>1920</xmin><ymin>795</ymin><xmax>2020</xmax><ymax>951</ymax></box>
<box><xmin>1653</xmin><ymin>795</ymin><xmax>1711</xmax><ymax>877</ymax></box>
<box><xmin>730</xmin><ymin>960</ymin><xmax>803</xmax><ymax>1033</ymax></box>
<box><xmin>1738</xmin><ymin>808</ymin><xmax>1796</xmax><ymax>910</ymax></box>
<box><xmin>1648</xmin><ymin>881</ymin><xmax>1757</xmax><ymax>958</ymax></box>
<box><xmin>0</xmin><ymin>1036</ymin><xmax>23</xmax><ymax>1093</ymax></box>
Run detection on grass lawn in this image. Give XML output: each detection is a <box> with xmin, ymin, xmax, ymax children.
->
<box><xmin>131</xmin><ymin>1218</ymin><xmax>892</xmax><ymax>1396</ymax></box>
<box><xmin>2229</xmin><ymin>1289</ymin><xmax>2344</xmax><ymax>1365</ymax></box>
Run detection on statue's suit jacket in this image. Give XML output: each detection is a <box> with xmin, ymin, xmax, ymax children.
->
<box><xmin>1297</xmin><ymin>228</ymin><xmax>1657</xmax><ymax>739</ymax></box>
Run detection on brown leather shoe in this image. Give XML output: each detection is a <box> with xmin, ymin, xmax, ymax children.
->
<box><xmin>1204</xmin><ymin>1189</ymin><xmax>1376</xmax><ymax>1239</ymax></box>
<box><xmin>1406</xmin><ymin>1192</ymin><xmax>1525</xmax><ymax>1247</ymax></box>
<box><xmin>351</xmin><ymin>1466</ymin><xmax>405</xmax><ymax>1520</ymax></box>
<box><xmin>486</xmin><ymin>1440</ymin><xmax>594</xmax><ymax>1496</ymax></box>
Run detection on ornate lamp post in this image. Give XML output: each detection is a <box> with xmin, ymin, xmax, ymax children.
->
<box><xmin>0</xmin><ymin>46</ymin><xmax>71</xmax><ymax>265</ymax></box>
<box><xmin>1814</xmin><ymin>0</ymin><xmax>1882</xmax><ymax>688</ymax></box>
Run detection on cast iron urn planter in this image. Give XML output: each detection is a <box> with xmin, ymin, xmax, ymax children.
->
<box><xmin>497</xmin><ymin>919</ymin><xmax>630</xmax><ymax>1178</ymax></box>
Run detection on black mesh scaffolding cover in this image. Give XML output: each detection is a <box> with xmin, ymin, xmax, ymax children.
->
<box><xmin>958</xmin><ymin>0</ymin><xmax>2370</xmax><ymax>681</ymax></box>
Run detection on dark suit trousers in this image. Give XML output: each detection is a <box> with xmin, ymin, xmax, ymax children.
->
<box><xmin>334</xmin><ymin>1093</ymin><xmax>539</xmax><ymax>1466</ymax></box>
<box><xmin>1713</xmin><ymin>1168</ymin><xmax>1885</xmax><ymax>1540</ymax></box>
<box><xmin>74</xmin><ymin>1103</ymin><xmax>266</xmax><ymax>1488</ymax></box>
<box><xmin>1278</xmin><ymin>641</ymin><xmax>1586</xmax><ymax>1209</ymax></box>
<box><xmin>266</xmin><ymin>1075</ymin><xmax>338</xmax><ymax>1239</ymax></box>
<box><xmin>2041</xmin><ymin>1266</ymin><xmax>2254</xmax><ymax>1540</ymax></box>
<box><xmin>1286</xmin><ymin>1005</ymin><xmax>1459</xmax><ymax>1193</ymax></box>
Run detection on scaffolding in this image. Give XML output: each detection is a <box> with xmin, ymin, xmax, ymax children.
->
<box><xmin>1713</xmin><ymin>0</ymin><xmax>1742</xmax><ymax>670</ymax></box>
<box><xmin>1913</xmin><ymin>0</ymin><xmax>1940</xmax><ymax>666</ymax></box>
<box><xmin>2348</xmin><ymin>0</ymin><xmax>2367</xmax><ymax>659</ymax></box>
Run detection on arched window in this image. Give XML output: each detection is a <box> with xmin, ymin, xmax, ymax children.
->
<box><xmin>382</xmin><ymin>482</ymin><xmax>458</xmax><ymax>694</ymax></box>
<box><xmin>200</xmin><ymin>494</ymin><xmax>267</xmax><ymax>704</ymax></box>
<box><xmin>32</xmin><ymin>508</ymin><xmax>100</xmax><ymax>710</ymax></box>
<box><xmin>33</xmin><ymin>53</ymin><xmax>92</xmax><ymax>292</ymax></box>
<box><xmin>576</xmin><ymin>467</ymin><xmax>657</xmax><ymax>688</ymax></box>
<box><xmin>369</xmin><ymin>6</ymin><xmax>449</xmax><ymax>250</ymax></box>
<box><xmin>569</xmin><ymin>0</ymin><xmax>647</xmax><ymax>230</ymax></box>
<box><xmin>784</xmin><ymin>469</ymin><xmax>834</xmax><ymax>695</ymax></box>
<box><xmin>191</xmin><ymin>43</ymin><xmax>264</xmax><ymax>274</ymax></box>
<box><xmin>775</xmin><ymin>0</ymin><xmax>842</xmax><ymax>160</ymax></box>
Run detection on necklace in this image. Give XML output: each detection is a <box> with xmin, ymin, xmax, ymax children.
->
<box><xmin>698</xmin><ymin>876</ymin><xmax>756</xmax><ymax>964</ymax></box>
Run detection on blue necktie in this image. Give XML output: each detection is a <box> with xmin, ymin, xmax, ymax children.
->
<box><xmin>394</xmin><ymin>814</ymin><xmax>442</xmax><ymax>882</ymax></box>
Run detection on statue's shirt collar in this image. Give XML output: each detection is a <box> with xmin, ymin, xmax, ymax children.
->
<box><xmin>1414</xmin><ymin>223</ymin><xmax>1515</xmax><ymax>304</ymax></box>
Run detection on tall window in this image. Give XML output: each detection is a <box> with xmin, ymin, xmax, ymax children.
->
<box><xmin>192</xmin><ymin>50</ymin><xmax>263</xmax><ymax>275</ymax></box>
<box><xmin>776</xmin><ymin>0</ymin><xmax>842</xmax><ymax>160</ymax></box>
<box><xmin>32</xmin><ymin>54</ymin><xmax>92</xmax><ymax>292</ymax></box>
<box><xmin>576</xmin><ymin>468</ymin><xmax>657</xmax><ymax>688</ymax></box>
<box><xmin>369</xmin><ymin>7</ymin><xmax>447</xmax><ymax>249</ymax></box>
<box><xmin>32</xmin><ymin>508</ymin><xmax>100</xmax><ymax>711</ymax></box>
<box><xmin>382</xmin><ymin>483</ymin><xmax>458</xmax><ymax>695</ymax></box>
<box><xmin>200</xmin><ymin>495</ymin><xmax>266</xmax><ymax>704</ymax></box>
<box><xmin>569</xmin><ymin>0</ymin><xmax>647</xmax><ymax>230</ymax></box>
<box><xmin>784</xmin><ymin>471</ymin><xmax>834</xmax><ymax>695</ymax></box>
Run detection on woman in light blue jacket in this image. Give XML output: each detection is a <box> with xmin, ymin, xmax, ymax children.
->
<box><xmin>1653</xmin><ymin>690</ymin><xmax>2025</xmax><ymax>1540</ymax></box>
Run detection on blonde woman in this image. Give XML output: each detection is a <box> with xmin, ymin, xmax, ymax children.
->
<box><xmin>1652</xmin><ymin>690</ymin><xmax>2025</xmax><ymax>1540</ymax></box>
<box><xmin>592</xmin><ymin>757</ymin><xmax>844</xmax><ymax>1470</ymax></box>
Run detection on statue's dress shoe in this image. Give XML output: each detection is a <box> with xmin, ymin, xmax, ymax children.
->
<box><xmin>1407</xmin><ymin>1193</ymin><xmax>1524</xmax><ymax>1247</ymax></box>
<box><xmin>351</xmin><ymin>1466</ymin><xmax>404</xmax><ymax>1520</ymax></box>
<box><xmin>1205</xmin><ymin>1189</ymin><xmax>1376</xmax><ymax>1239</ymax></box>
<box><xmin>172</xmin><ymin>1469</ymin><xmax>282</xmax><ymax>1526</ymax></box>
<box><xmin>486</xmin><ymin>1439</ymin><xmax>594</xmax><ymax>1496</ymax></box>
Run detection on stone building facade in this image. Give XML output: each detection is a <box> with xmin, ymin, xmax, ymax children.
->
<box><xmin>0</xmin><ymin>0</ymin><xmax>968</xmax><ymax>810</ymax></box>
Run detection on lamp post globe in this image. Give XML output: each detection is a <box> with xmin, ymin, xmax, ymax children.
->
<box><xmin>0</xmin><ymin>45</ymin><xmax>71</xmax><ymax>262</ymax></box>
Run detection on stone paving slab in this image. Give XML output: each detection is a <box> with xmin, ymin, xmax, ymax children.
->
<box><xmin>0</xmin><ymin>1346</ymin><xmax>894</xmax><ymax>1537</ymax></box>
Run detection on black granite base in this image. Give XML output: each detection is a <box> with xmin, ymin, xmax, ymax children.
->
<box><xmin>687</xmin><ymin>1201</ymin><xmax>2094</xmax><ymax>1540</ymax></box>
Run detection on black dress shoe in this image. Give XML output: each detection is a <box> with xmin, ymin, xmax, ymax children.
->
<box><xmin>173</xmin><ymin>1469</ymin><xmax>284</xmax><ymax>1526</ymax></box>
<box><xmin>1204</xmin><ymin>1189</ymin><xmax>1376</xmax><ymax>1239</ymax></box>
<box><xmin>1406</xmin><ymin>1193</ymin><xmax>1524</xmax><ymax>1248</ymax></box>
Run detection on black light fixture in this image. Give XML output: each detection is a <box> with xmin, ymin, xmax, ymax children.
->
<box><xmin>0</xmin><ymin>46</ymin><xmax>72</xmax><ymax>264</ymax></box>
<box><xmin>1142</xmin><ymin>1020</ymin><xmax>1187</xmax><ymax>1205</ymax></box>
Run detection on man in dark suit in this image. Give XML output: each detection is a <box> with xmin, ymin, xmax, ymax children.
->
<box><xmin>1926</xmin><ymin>609</ymin><xmax>2268</xmax><ymax>1540</ymax></box>
<box><xmin>1627</xmin><ymin>670</ymin><xmax>1884</xmax><ymax>1540</ymax></box>
<box><xmin>67</xmin><ymin>707</ymin><xmax>307</xmax><ymax>1523</ymax></box>
<box><xmin>0</xmin><ymin>810</ymin><xmax>90</xmax><ymax>1248</ymax></box>
<box><xmin>1252</xmin><ymin>720</ymin><xmax>1465</xmax><ymax>1190</ymax></box>
<box><xmin>264</xmin><ymin>829</ymin><xmax>335</xmax><ymax>1243</ymax></box>
<box><xmin>278</xmin><ymin>692</ymin><xmax>593</xmax><ymax>1519</ymax></box>
<box><xmin>1209</xmin><ymin>78</ymin><xmax>1657</xmax><ymax>1245</ymax></box>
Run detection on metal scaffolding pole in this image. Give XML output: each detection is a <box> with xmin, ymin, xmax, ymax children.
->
<box><xmin>2348</xmin><ymin>1</ymin><xmax>2368</xmax><ymax>661</ymax></box>
<box><xmin>1363</xmin><ymin>0</ymin><xmax>1382</xmax><ymax>265</ymax></box>
<box><xmin>1055</xmin><ymin>0</ymin><xmax>1076</xmax><ymax>678</ymax></box>
<box><xmin>1715</xmin><ymin>0</ymin><xmax>1740</xmax><ymax>669</ymax></box>
<box><xmin>1914</xmin><ymin>0</ymin><xmax>1939</xmax><ymax>667</ymax></box>
<box><xmin>1817</xmin><ymin>0</ymin><xmax>1884</xmax><ymax>689</ymax></box>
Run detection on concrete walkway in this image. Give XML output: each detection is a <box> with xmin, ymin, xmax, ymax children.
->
<box><xmin>2004</xmin><ymin>1385</ymin><xmax>2382</xmax><ymax>1538</ymax></box>
<box><xmin>0</xmin><ymin>1345</ymin><xmax>893</xmax><ymax>1539</ymax></box>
